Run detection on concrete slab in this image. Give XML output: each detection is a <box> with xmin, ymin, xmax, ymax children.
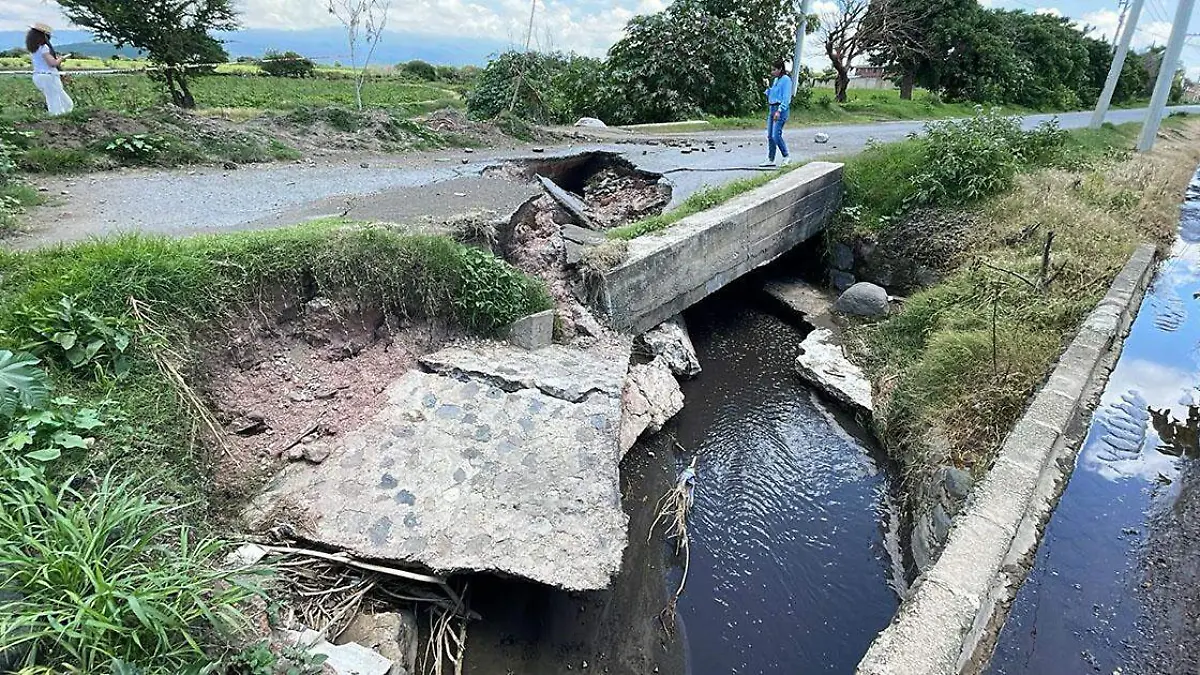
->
<box><xmin>505</xmin><ymin>309</ymin><xmax>555</xmax><ymax>350</ymax></box>
<box><xmin>247</xmin><ymin>368</ymin><xmax>627</xmax><ymax>590</ymax></box>
<box><xmin>857</xmin><ymin>579</ymin><xmax>976</xmax><ymax>675</ymax></box>
<box><xmin>419</xmin><ymin>338</ymin><xmax>631</xmax><ymax>403</ymax></box>
<box><xmin>795</xmin><ymin>328</ymin><xmax>873</xmax><ymax>418</ymax></box>
<box><xmin>763</xmin><ymin>277</ymin><xmax>837</xmax><ymax>330</ymax></box>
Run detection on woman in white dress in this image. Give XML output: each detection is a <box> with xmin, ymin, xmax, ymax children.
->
<box><xmin>26</xmin><ymin>23</ymin><xmax>74</xmax><ymax>116</ymax></box>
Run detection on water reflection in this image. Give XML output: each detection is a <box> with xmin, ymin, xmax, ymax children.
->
<box><xmin>1150</xmin><ymin>405</ymin><xmax>1200</xmax><ymax>458</ymax></box>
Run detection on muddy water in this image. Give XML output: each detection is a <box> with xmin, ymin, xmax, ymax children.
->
<box><xmin>988</xmin><ymin>173</ymin><xmax>1200</xmax><ymax>674</ymax></box>
<box><xmin>660</xmin><ymin>292</ymin><xmax>903</xmax><ymax>674</ymax></box>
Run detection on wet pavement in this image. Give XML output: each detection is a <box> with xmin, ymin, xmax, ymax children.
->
<box><xmin>988</xmin><ymin>171</ymin><xmax>1200</xmax><ymax>674</ymax></box>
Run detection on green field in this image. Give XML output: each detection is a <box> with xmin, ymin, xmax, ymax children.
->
<box><xmin>0</xmin><ymin>72</ymin><xmax>464</xmax><ymax>118</ymax></box>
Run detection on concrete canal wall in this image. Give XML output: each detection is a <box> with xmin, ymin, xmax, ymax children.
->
<box><xmin>592</xmin><ymin>162</ymin><xmax>844</xmax><ymax>333</ymax></box>
<box><xmin>856</xmin><ymin>244</ymin><xmax>1159</xmax><ymax>675</ymax></box>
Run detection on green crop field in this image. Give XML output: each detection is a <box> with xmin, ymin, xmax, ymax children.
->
<box><xmin>0</xmin><ymin>72</ymin><xmax>464</xmax><ymax>117</ymax></box>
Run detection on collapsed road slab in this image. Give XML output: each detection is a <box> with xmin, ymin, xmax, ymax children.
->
<box><xmin>247</xmin><ymin>340</ymin><xmax>633</xmax><ymax>591</ymax></box>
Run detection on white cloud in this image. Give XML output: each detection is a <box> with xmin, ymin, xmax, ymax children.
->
<box><xmin>1034</xmin><ymin>6</ymin><xmax>1062</xmax><ymax>17</ymax></box>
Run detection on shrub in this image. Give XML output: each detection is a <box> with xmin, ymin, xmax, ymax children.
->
<box><xmin>467</xmin><ymin>51</ymin><xmax>610</xmax><ymax>125</ymax></box>
<box><xmin>260</xmin><ymin>50</ymin><xmax>315</xmax><ymax>79</ymax></box>
<box><xmin>13</xmin><ymin>295</ymin><xmax>135</xmax><ymax>378</ymax></box>
<box><xmin>101</xmin><ymin>134</ymin><xmax>170</xmax><ymax>163</ymax></box>
<box><xmin>0</xmin><ymin>350</ymin><xmax>49</xmax><ymax>419</ymax></box>
<box><xmin>401</xmin><ymin>59</ymin><xmax>437</xmax><ymax>81</ymax></box>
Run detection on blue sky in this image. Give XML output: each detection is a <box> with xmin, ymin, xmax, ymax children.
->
<box><xmin>6</xmin><ymin>0</ymin><xmax>1200</xmax><ymax>73</ymax></box>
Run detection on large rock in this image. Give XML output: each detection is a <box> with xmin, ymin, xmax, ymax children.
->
<box><xmin>619</xmin><ymin>357</ymin><xmax>685</xmax><ymax>455</ymax></box>
<box><xmin>763</xmin><ymin>278</ymin><xmax>836</xmax><ymax>330</ymax></box>
<box><xmin>833</xmin><ymin>282</ymin><xmax>889</xmax><ymax>318</ymax></box>
<box><xmin>248</xmin><ymin>341</ymin><xmax>632</xmax><ymax>591</ymax></box>
<box><xmin>637</xmin><ymin>316</ymin><xmax>701</xmax><ymax>378</ymax></box>
<box><xmin>795</xmin><ymin>328</ymin><xmax>873</xmax><ymax>418</ymax></box>
<box><xmin>337</xmin><ymin>612</ymin><xmax>418</xmax><ymax>675</ymax></box>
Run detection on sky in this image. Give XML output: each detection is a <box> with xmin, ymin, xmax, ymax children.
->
<box><xmin>5</xmin><ymin>0</ymin><xmax>1200</xmax><ymax>74</ymax></box>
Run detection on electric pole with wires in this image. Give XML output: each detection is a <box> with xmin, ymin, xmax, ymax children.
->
<box><xmin>1113</xmin><ymin>0</ymin><xmax>1131</xmax><ymax>54</ymax></box>
<box><xmin>509</xmin><ymin>0</ymin><xmax>538</xmax><ymax>112</ymax></box>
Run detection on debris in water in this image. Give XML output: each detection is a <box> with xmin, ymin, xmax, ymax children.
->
<box><xmin>650</xmin><ymin>451</ymin><xmax>697</xmax><ymax>635</ymax></box>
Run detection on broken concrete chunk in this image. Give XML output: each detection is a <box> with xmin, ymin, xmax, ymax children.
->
<box><xmin>505</xmin><ymin>309</ymin><xmax>555</xmax><ymax>350</ymax></box>
<box><xmin>419</xmin><ymin>338</ymin><xmax>630</xmax><ymax>403</ymax></box>
<box><xmin>275</xmin><ymin>627</ymin><xmax>392</xmax><ymax>675</ymax></box>
<box><xmin>337</xmin><ymin>611</ymin><xmax>418</xmax><ymax>675</ymax></box>
<box><xmin>763</xmin><ymin>278</ymin><xmax>836</xmax><ymax>330</ymax></box>
<box><xmin>794</xmin><ymin>328</ymin><xmax>873</xmax><ymax>419</ymax></box>
<box><xmin>619</xmin><ymin>357</ymin><xmax>685</xmax><ymax>456</ymax></box>
<box><xmin>536</xmin><ymin>175</ymin><xmax>598</xmax><ymax>230</ymax></box>
<box><xmin>247</xmin><ymin>368</ymin><xmax>627</xmax><ymax>591</ymax></box>
<box><xmin>814</xmin><ymin>132</ymin><xmax>830</xmax><ymax>144</ymax></box>
<box><xmin>575</xmin><ymin>117</ymin><xmax>607</xmax><ymax>128</ymax></box>
<box><xmin>638</xmin><ymin>316</ymin><xmax>701</xmax><ymax>378</ymax></box>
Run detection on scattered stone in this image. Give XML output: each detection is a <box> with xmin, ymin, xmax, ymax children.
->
<box><xmin>942</xmin><ymin>466</ymin><xmax>973</xmax><ymax>501</ymax></box>
<box><xmin>223</xmin><ymin>161</ymin><xmax>239</xmax><ymax>170</ymax></box>
<box><xmin>505</xmin><ymin>309</ymin><xmax>555</xmax><ymax>350</ymax></box>
<box><xmin>831</xmin><ymin>242</ymin><xmax>854</xmax><ymax>271</ymax></box>
<box><xmin>619</xmin><ymin>357</ymin><xmax>684</xmax><ymax>456</ymax></box>
<box><xmin>36</xmin><ymin>186</ymin><xmax>48</xmax><ymax>193</ymax></box>
<box><xmin>301</xmin><ymin>442</ymin><xmax>333</xmax><ymax>464</ymax></box>
<box><xmin>833</xmin><ymin>282</ymin><xmax>890</xmax><ymax>318</ymax></box>
<box><xmin>637</xmin><ymin>316</ymin><xmax>701</xmax><ymax>379</ymax></box>
<box><xmin>60</xmin><ymin>190</ymin><xmax>70</xmax><ymax>196</ymax></box>
<box><xmin>532</xmin><ymin>147</ymin><xmax>546</xmax><ymax>153</ymax></box>
<box><xmin>763</xmin><ymin>278</ymin><xmax>836</xmax><ymax>330</ymax></box>
<box><xmin>247</xmin><ymin>365</ymin><xmax>629</xmax><ymax>590</ymax></box>
<box><xmin>561</xmin><ymin>223</ymin><xmax>607</xmax><ymax>246</ymax></box>
<box><xmin>814</xmin><ymin>132</ymin><xmax>830</xmax><ymax>144</ymax></box>
<box><xmin>461</xmin><ymin>158</ymin><xmax>470</xmax><ymax>165</ymax></box>
<box><xmin>575</xmin><ymin>117</ymin><xmax>607</xmax><ymax>128</ymax></box>
<box><xmin>794</xmin><ymin>328</ymin><xmax>873</xmax><ymax>419</ymax></box>
<box><xmin>336</xmin><ymin>611</ymin><xmax>418</xmax><ymax>675</ymax></box>
<box><xmin>831</xmin><ymin>270</ymin><xmax>857</xmax><ymax>293</ymax></box>
<box><xmin>275</xmin><ymin>627</ymin><xmax>392</xmax><ymax>675</ymax></box>
<box><xmin>360</xmin><ymin>162</ymin><xmax>370</xmax><ymax>169</ymax></box>
<box><xmin>463</xmin><ymin>147</ymin><xmax>475</xmax><ymax>153</ymax></box>
<box><xmin>572</xmin><ymin>303</ymin><xmax>605</xmax><ymax>338</ymax></box>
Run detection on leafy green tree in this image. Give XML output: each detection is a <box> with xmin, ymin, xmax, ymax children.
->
<box><xmin>55</xmin><ymin>0</ymin><xmax>238</xmax><ymax>108</ymax></box>
<box><xmin>401</xmin><ymin>59</ymin><xmax>438</xmax><ymax>81</ymax></box>
<box><xmin>467</xmin><ymin>51</ymin><xmax>609</xmax><ymax>124</ymax></box>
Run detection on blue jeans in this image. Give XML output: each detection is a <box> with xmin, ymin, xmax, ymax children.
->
<box><xmin>767</xmin><ymin>108</ymin><xmax>789</xmax><ymax>161</ymax></box>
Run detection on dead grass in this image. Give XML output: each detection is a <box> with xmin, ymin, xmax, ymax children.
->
<box><xmin>856</xmin><ymin>120</ymin><xmax>1200</xmax><ymax>498</ymax></box>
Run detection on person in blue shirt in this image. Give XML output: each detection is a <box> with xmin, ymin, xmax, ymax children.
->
<box><xmin>761</xmin><ymin>59</ymin><xmax>792</xmax><ymax>167</ymax></box>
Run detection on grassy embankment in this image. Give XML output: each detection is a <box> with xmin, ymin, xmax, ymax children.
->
<box><xmin>0</xmin><ymin>222</ymin><xmax>551</xmax><ymax>673</ymax></box>
<box><xmin>840</xmin><ymin>115</ymin><xmax>1200</xmax><ymax>495</ymax></box>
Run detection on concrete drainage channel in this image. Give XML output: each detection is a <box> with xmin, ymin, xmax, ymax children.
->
<box><xmin>856</xmin><ymin>244</ymin><xmax>1159</xmax><ymax>675</ymax></box>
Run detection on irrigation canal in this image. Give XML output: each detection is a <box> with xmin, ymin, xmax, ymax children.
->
<box><xmin>988</xmin><ymin>170</ymin><xmax>1200</xmax><ymax>674</ymax></box>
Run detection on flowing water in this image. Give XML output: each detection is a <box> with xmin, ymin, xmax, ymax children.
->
<box><xmin>652</xmin><ymin>290</ymin><xmax>903</xmax><ymax>674</ymax></box>
<box><xmin>988</xmin><ymin>172</ymin><xmax>1200</xmax><ymax>674</ymax></box>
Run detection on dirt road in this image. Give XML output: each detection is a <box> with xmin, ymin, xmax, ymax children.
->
<box><xmin>11</xmin><ymin>106</ymin><xmax>1198</xmax><ymax>249</ymax></box>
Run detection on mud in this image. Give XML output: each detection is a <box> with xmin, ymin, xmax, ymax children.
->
<box><xmin>1142</xmin><ymin>458</ymin><xmax>1200</xmax><ymax>674</ymax></box>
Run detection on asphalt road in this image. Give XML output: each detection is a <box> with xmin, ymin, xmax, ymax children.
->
<box><xmin>12</xmin><ymin>105</ymin><xmax>1200</xmax><ymax>248</ymax></box>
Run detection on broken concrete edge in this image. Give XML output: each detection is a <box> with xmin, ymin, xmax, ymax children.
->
<box><xmin>593</xmin><ymin>162</ymin><xmax>844</xmax><ymax>334</ymax></box>
<box><xmin>855</xmin><ymin>243</ymin><xmax>1158</xmax><ymax>675</ymax></box>
<box><xmin>504</xmin><ymin>309</ymin><xmax>555</xmax><ymax>350</ymax></box>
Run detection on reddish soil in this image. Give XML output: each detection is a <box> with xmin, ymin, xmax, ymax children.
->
<box><xmin>198</xmin><ymin>292</ymin><xmax>457</xmax><ymax>493</ymax></box>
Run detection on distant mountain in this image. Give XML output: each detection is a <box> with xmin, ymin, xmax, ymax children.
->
<box><xmin>55</xmin><ymin>41</ymin><xmax>143</xmax><ymax>59</ymax></box>
<box><xmin>0</xmin><ymin>28</ymin><xmax>511</xmax><ymax>67</ymax></box>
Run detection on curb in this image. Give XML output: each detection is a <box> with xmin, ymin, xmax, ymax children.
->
<box><xmin>855</xmin><ymin>243</ymin><xmax>1159</xmax><ymax>675</ymax></box>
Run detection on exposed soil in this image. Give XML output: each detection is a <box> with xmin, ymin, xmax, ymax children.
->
<box><xmin>21</xmin><ymin>109</ymin><xmax>153</xmax><ymax>149</ymax></box>
<box><xmin>846</xmin><ymin>208</ymin><xmax>977</xmax><ymax>294</ymax></box>
<box><xmin>1141</xmin><ymin>459</ymin><xmax>1200</xmax><ymax>674</ymax></box>
<box><xmin>583</xmin><ymin>166</ymin><xmax>671</xmax><ymax>229</ymax></box>
<box><xmin>197</xmin><ymin>290</ymin><xmax>458</xmax><ymax>496</ymax></box>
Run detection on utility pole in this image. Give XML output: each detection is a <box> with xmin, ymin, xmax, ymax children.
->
<box><xmin>1113</xmin><ymin>0</ymin><xmax>1130</xmax><ymax>55</ymax></box>
<box><xmin>1091</xmin><ymin>0</ymin><xmax>1145</xmax><ymax>128</ymax></box>
<box><xmin>1138</xmin><ymin>0</ymin><xmax>1195</xmax><ymax>151</ymax></box>
<box><xmin>792</xmin><ymin>0</ymin><xmax>813</xmax><ymax>101</ymax></box>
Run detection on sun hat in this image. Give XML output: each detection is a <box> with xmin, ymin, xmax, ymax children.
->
<box><xmin>30</xmin><ymin>23</ymin><xmax>53</xmax><ymax>36</ymax></box>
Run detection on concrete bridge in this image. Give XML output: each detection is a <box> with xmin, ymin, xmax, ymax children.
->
<box><xmin>591</xmin><ymin>161</ymin><xmax>844</xmax><ymax>333</ymax></box>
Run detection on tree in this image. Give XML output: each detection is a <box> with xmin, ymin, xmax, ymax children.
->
<box><xmin>56</xmin><ymin>0</ymin><xmax>237</xmax><ymax>108</ymax></box>
<box><xmin>260</xmin><ymin>50</ymin><xmax>316</xmax><ymax>78</ymax></box>
<box><xmin>605</xmin><ymin>0</ymin><xmax>762</xmax><ymax>123</ymax></box>
<box><xmin>401</xmin><ymin>59</ymin><xmax>437</xmax><ymax>81</ymax></box>
<box><xmin>861</xmin><ymin>0</ymin><xmax>945</xmax><ymax>99</ymax></box>
<box><xmin>819</xmin><ymin>0</ymin><xmax>873</xmax><ymax>103</ymax></box>
<box><xmin>327</xmin><ymin>0</ymin><xmax>392</xmax><ymax>111</ymax></box>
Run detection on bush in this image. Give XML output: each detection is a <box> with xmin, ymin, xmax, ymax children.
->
<box><xmin>13</xmin><ymin>295</ymin><xmax>135</xmax><ymax>378</ymax></box>
<box><xmin>100</xmin><ymin>134</ymin><xmax>170</xmax><ymax>163</ymax></box>
<box><xmin>401</xmin><ymin>60</ymin><xmax>437</xmax><ymax>81</ymax></box>
<box><xmin>467</xmin><ymin>51</ymin><xmax>609</xmax><ymax>124</ymax></box>
<box><xmin>260</xmin><ymin>50</ymin><xmax>316</xmax><ymax>78</ymax></box>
